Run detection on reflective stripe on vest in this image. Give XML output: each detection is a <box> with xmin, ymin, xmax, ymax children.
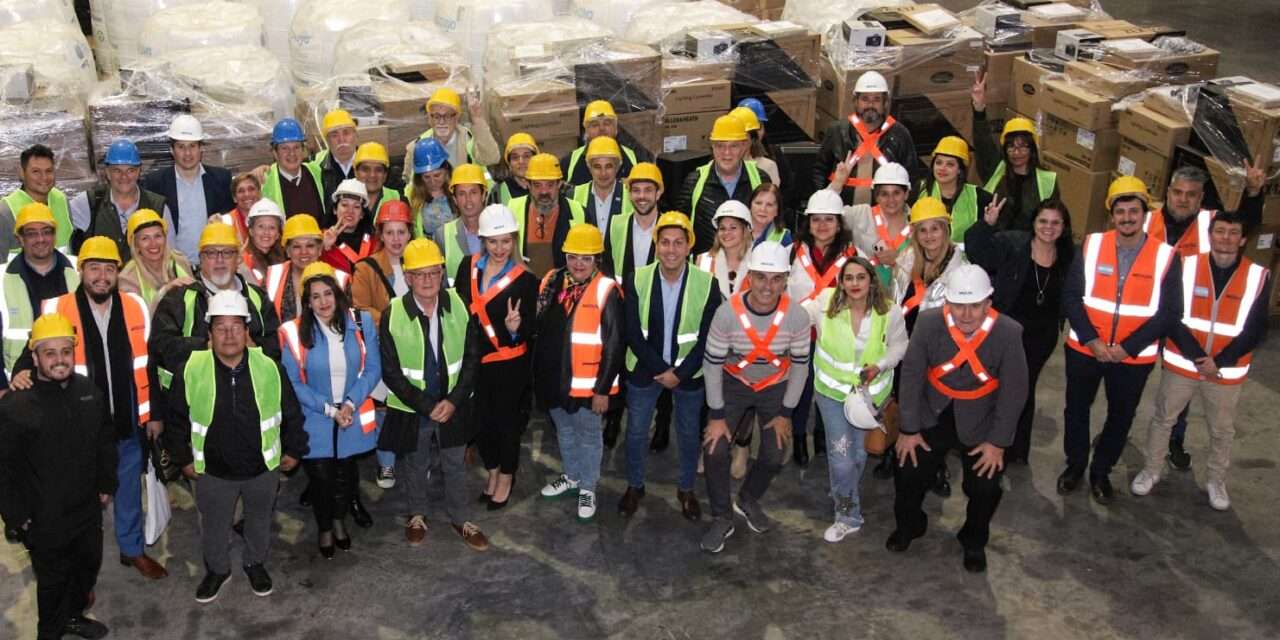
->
<box><xmin>337</xmin><ymin>234</ymin><xmax>375</xmax><ymax>267</ymax></box>
<box><xmin>469</xmin><ymin>259</ymin><xmax>529</xmax><ymax>363</ymax></box>
<box><xmin>828</xmin><ymin>115</ymin><xmax>898</xmax><ymax>189</ymax></box>
<box><xmin>510</xmin><ymin>196</ymin><xmax>586</xmax><ymax>260</ymax></box>
<box><xmin>902</xmin><ymin>276</ymin><xmax>927</xmax><ymax>315</ymax></box>
<box><xmin>873</xmin><ymin>206</ymin><xmax>911</xmax><ymax>253</ymax></box>
<box><xmin>1</xmin><ymin>264</ymin><xmax>79</xmax><ymax>374</ymax></box>
<box><xmin>278</xmin><ymin>314</ymin><xmax>378</xmax><ymax>432</ymax></box>
<box><xmin>689</xmin><ymin>161</ymin><xmax>763</xmax><ymax>217</ymax></box>
<box><xmin>624</xmin><ymin>263</ymin><xmax>714</xmax><ymax>375</ymax></box>
<box><xmin>722</xmin><ymin>291</ymin><xmax>792</xmax><ymax>392</ymax></box>
<box><xmin>4</xmin><ymin>188</ymin><xmax>72</xmax><ymax>250</ymax></box>
<box><xmin>608</xmin><ymin>213</ymin><xmax>632</xmax><ymax>282</ymax></box>
<box><xmin>1162</xmin><ymin>253</ymin><xmax>1266</xmax><ymax>384</ymax></box>
<box><xmin>384</xmin><ymin>292</ymin><xmax>468</xmax><ymax>413</ymax></box>
<box><xmin>927</xmin><ymin>305</ymin><xmax>1000</xmax><ymax>400</ymax></box>
<box><xmin>441</xmin><ymin>219</ymin><xmax>470</xmax><ymax>287</ymax></box>
<box><xmin>982</xmin><ymin>163</ymin><xmax>1057</xmax><ymax>201</ymax></box>
<box><xmin>266</xmin><ymin>263</ymin><xmax>349</xmax><ymax>319</ymax></box>
<box><xmin>185</xmin><ymin>348</ymin><xmax>282</xmax><ymax>474</ymax></box>
<box><xmin>1144</xmin><ymin>208</ymin><xmax>1213</xmax><ymax>257</ymax></box>
<box><xmin>797</xmin><ymin>245</ymin><xmax>855</xmax><ymax>302</ymax></box>
<box><xmin>926</xmin><ymin>182</ymin><xmax>979</xmax><ymax>242</ymax></box>
<box><xmin>814</xmin><ymin>307</ymin><xmax>892</xmax><ymax>404</ymax></box>
<box><xmin>43</xmin><ymin>291</ymin><xmax>152</xmax><ymax>422</ymax></box>
<box><xmin>567</xmin><ymin>144</ymin><xmax>639</xmax><ymax>185</ymax></box>
<box><xmin>1065</xmin><ymin>231</ymin><xmax>1174</xmax><ymax>364</ymax></box>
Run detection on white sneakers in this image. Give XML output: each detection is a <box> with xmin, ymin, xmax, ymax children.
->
<box><xmin>1130</xmin><ymin>470</ymin><xmax>1161</xmax><ymax>496</ymax></box>
<box><xmin>577</xmin><ymin>490</ymin><xmax>597</xmax><ymax>521</ymax></box>
<box><xmin>1207</xmin><ymin>480</ymin><xmax>1231</xmax><ymax>511</ymax></box>
<box><xmin>376</xmin><ymin>466</ymin><xmax>395</xmax><ymax>489</ymax></box>
<box><xmin>823</xmin><ymin>521</ymin><xmax>861</xmax><ymax>543</ymax></box>
<box><xmin>541</xmin><ymin>474</ymin><xmax>579</xmax><ymax>499</ymax></box>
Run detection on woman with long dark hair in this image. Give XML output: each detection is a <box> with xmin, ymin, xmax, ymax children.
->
<box><xmin>972</xmin><ymin>74</ymin><xmax>1060</xmax><ymax>231</ymax></box>
<box><xmin>964</xmin><ymin>198</ymin><xmax>1074</xmax><ymax>463</ymax></box>
<box><xmin>916</xmin><ymin>136</ymin><xmax>993</xmax><ymax>242</ymax></box>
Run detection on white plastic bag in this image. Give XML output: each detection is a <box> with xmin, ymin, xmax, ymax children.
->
<box><xmin>143</xmin><ymin>460</ymin><xmax>171</xmax><ymax>546</ymax></box>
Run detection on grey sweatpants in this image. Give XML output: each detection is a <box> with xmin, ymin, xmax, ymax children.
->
<box><xmin>194</xmin><ymin>471</ymin><xmax>278</xmax><ymax>574</ymax></box>
<box><xmin>400</xmin><ymin>417</ymin><xmax>470</xmax><ymax>526</ymax></box>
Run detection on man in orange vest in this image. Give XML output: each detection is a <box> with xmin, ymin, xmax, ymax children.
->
<box><xmin>9</xmin><ymin>237</ymin><xmax>169</xmax><ymax>581</ymax></box>
<box><xmin>1131</xmin><ymin>211</ymin><xmax>1270</xmax><ymax>511</ymax></box>
<box><xmin>889</xmin><ymin>264</ymin><xmax>1027</xmax><ymax>573</ymax></box>
<box><xmin>700</xmin><ymin>241</ymin><xmax>812</xmax><ymax>553</ymax></box>
<box><xmin>1059</xmin><ymin>177</ymin><xmax>1184</xmax><ymax>504</ymax></box>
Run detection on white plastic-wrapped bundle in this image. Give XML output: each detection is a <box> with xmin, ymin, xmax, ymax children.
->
<box><xmin>483</xmin><ymin>16</ymin><xmax>612</xmax><ymax>82</ymax></box>
<box><xmin>0</xmin><ymin>0</ymin><xmax>77</xmax><ymax>28</ymax></box>
<box><xmin>407</xmin><ymin>0</ymin><xmax>432</xmax><ymax>20</ymax></box>
<box><xmin>433</xmin><ymin>0</ymin><xmax>555</xmax><ymax>76</ymax></box>
<box><xmin>570</xmin><ymin>0</ymin><xmax>671</xmax><ymax>36</ymax></box>
<box><xmin>289</xmin><ymin>0</ymin><xmax>411</xmax><ymax>85</ymax></box>
<box><xmin>0</xmin><ymin>19</ymin><xmax>97</xmax><ymax>103</ymax></box>
<box><xmin>104</xmin><ymin>0</ymin><xmax>211</xmax><ymax>67</ymax></box>
<box><xmin>623</xmin><ymin>1</ymin><xmax>757</xmax><ymax>48</ymax></box>
<box><xmin>248</xmin><ymin>0</ymin><xmax>305</xmax><ymax>70</ymax></box>
<box><xmin>162</xmin><ymin>45</ymin><xmax>294</xmax><ymax>120</ymax></box>
<box><xmin>140</xmin><ymin>2</ymin><xmax>266</xmax><ymax>58</ymax></box>
<box><xmin>782</xmin><ymin>0</ymin><xmax>915</xmax><ymax>44</ymax></box>
<box><xmin>332</xmin><ymin>19</ymin><xmax>466</xmax><ymax>77</ymax></box>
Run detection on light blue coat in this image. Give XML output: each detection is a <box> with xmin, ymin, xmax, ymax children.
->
<box><xmin>281</xmin><ymin>310</ymin><xmax>383</xmax><ymax>459</ymax></box>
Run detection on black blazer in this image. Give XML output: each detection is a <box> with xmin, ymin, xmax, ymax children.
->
<box><xmin>142</xmin><ymin>164</ymin><xmax>235</xmax><ymax>236</ymax></box>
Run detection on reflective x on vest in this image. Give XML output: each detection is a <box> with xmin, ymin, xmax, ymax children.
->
<box><xmin>1144</xmin><ymin>208</ymin><xmax>1212</xmax><ymax>257</ymax></box>
<box><xmin>722</xmin><ymin>291</ymin><xmax>792</xmax><ymax>391</ymax></box>
<box><xmin>927</xmin><ymin>305</ymin><xmax>1000</xmax><ymax>400</ymax></box>
<box><xmin>338</xmin><ymin>234</ymin><xmax>375</xmax><ymax>266</ymax></box>
<box><xmin>1162</xmin><ymin>253</ymin><xmax>1267</xmax><ymax>384</ymax></box>
<box><xmin>829</xmin><ymin>115</ymin><xmax>897</xmax><ymax>189</ymax></box>
<box><xmin>44</xmin><ymin>292</ymin><xmax>153</xmax><ymax>422</ymax></box>
<box><xmin>469</xmin><ymin>259</ymin><xmax>529</xmax><ymax>363</ymax></box>
<box><xmin>798</xmin><ymin>245</ymin><xmax>856</xmax><ymax>302</ymax></box>
<box><xmin>278</xmin><ymin>314</ymin><xmax>378</xmax><ymax>432</ymax></box>
<box><xmin>872</xmin><ymin>206</ymin><xmax>911</xmax><ymax>253</ymax></box>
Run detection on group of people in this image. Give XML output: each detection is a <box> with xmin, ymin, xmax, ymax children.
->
<box><xmin>0</xmin><ymin>73</ymin><xmax>1270</xmax><ymax>640</ymax></box>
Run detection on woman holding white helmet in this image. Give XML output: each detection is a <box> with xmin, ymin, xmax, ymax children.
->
<box><xmin>695</xmin><ymin>200</ymin><xmax>753</xmax><ymax>298</ymax></box>
<box><xmin>453</xmin><ymin>204</ymin><xmax>539</xmax><ymax>510</ymax></box>
<box><xmin>804</xmin><ymin>255</ymin><xmax>906</xmax><ymax>542</ymax></box>
<box><xmin>239</xmin><ymin>199</ymin><xmax>287</xmax><ymax>286</ymax></box>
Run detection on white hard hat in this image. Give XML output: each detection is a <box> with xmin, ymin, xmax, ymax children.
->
<box><xmin>746</xmin><ymin>240</ymin><xmax>791</xmax><ymax>273</ymax></box>
<box><xmin>843</xmin><ymin>387</ymin><xmax>881</xmax><ymax>430</ymax></box>
<box><xmin>246</xmin><ymin>198</ymin><xmax>284</xmax><ymax>222</ymax></box>
<box><xmin>873</xmin><ymin>162</ymin><xmax>911</xmax><ymax>188</ymax></box>
<box><xmin>167</xmin><ymin>114</ymin><xmax>205</xmax><ymax>142</ymax></box>
<box><xmin>204</xmin><ymin>290</ymin><xmax>251</xmax><ymax>322</ymax></box>
<box><xmin>854</xmin><ymin>71</ymin><xmax>890</xmax><ymax>94</ymax></box>
<box><xmin>803</xmin><ymin>189</ymin><xmax>844</xmax><ymax>216</ymax></box>
<box><xmin>332</xmin><ymin>178</ymin><xmax>368</xmax><ymax>204</ymax></box>
<box><xmin>713</xmin><ymin>200</ymin><xmax>751</xmax><ymax>224</ymax></box>
<box><xmin>945</xmin><ymin>264</ymin><xmax>994</xmax><ymax>304</ymax></box>
<box><xmin>478</xmin><ymin>203</ymin><xmax>518</xmax><ymax>237</ymax></box>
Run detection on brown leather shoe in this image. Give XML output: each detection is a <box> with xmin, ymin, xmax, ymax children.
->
<box><xmin>405</xmin><ymin>515</ymin><xmax>428</xmax><ymax>546</ymax></box>
<box><xmin>677</xmin><ymin>490</ymin><xmax>702</xmax><ymax>522</ymax></box>
<box><xmin>617</xmin><ymin>486</ymin><xmax>644</xmax><ymax>517</ymax></box>
<box><xmin>452</xmin><ymin>522</ymin><xmax>489</xmax><ymax>551</ymax></box>
<box><xmin>120</xmin><ymin>554</ymin><xmax>168</xmax><ymax>579</ymax></box>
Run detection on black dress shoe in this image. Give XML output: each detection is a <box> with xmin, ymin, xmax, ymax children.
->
<box><xmin>62</xmin><ymin>615</ymin><xmax>109</xmax><ymax>639</ymax></box>
<box><xmin>649</xmin><ymin>423</ymin><xmax>670</xmax><ymax>452</ymax></box>
<box><xmin>318</xmin><ymin>532</ymin><xmax>335</xmax><ymax>560</ymax></box>
<box><xmin>1056</xmin><ymin>466</ymin><xmax>1085</xmax><ymax>495</ymax></box>
<box><xmin>931</xmin><ymin>464</ymin><xmax>951</xmax><ymax>498</ymax></box>
<box><xmin>1090</xmin><ymin>475</ymin><xmax>1115</xmax><ymax>505</ymax></box>
<box><xmin>334</xmin><ymin>535</ymin><xmax>351</xmax><ymax>551</ymax></box>
<box><xmin>487</xmin><ymin>476</ymin><xmax>515</xmax><ymax>511</ymax></box>
<box><xmin>885</xmin><ymin>530</ymin><xmax>921</xmax><ymax>553</ymax></box>
<box><xmin>963</xmin><ymin>548</ymin><xmax>987</xmax><ymax>573</ymax></box>
<box><xmin>350</xmin><ymin>497</ymin><xmax>373</xmax><ymax>529</ymax></box>
<box><xmin>793</xmin><ymin>434</ymin><xmax>810</xmax><ymax>468</ymax></box>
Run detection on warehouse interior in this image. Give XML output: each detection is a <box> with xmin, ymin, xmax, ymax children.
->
<box><xmin>3</xmin><ymin>0</ymin><xmax>1280</xmax><ymax>637</ymax></box>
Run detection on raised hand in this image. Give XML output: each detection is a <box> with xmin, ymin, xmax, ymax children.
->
<box><xmin>983</xmin><ymin>195</ymin><xmax>1007</xmax><ymax>226</ymax></box>
<box><xmin>504</xmin><ymin>297</ymin><xmax>522</xmax><ymax>334</ymax></box>
<box><xmin>972</xmin><ymin>70</ymin><xmax>987</xmax><ymax>112</ymax></box>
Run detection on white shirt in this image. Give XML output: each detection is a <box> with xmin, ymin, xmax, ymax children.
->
<box><xmin>593</xmin><ymin>187</ymin><xmax>615</xmax><ymax>238</ymax></box>
<box><xmin>804</xmin><ymin>289</ymin><xmax>909</xmax><ymax>372</ymax></box>
<box><xmin>631</xmin><ymin>216</ymin><xmax>654</xmax><ymax>272</ymax></box>
<box><xmin>320</xmin><ymin>321</ymin><xmax>347</xmax><ymax>403</ymax></box>
<box><xmin>390</xmin><ymin>262</ymin><xmax>409</xmax><ymax>296</ymax></box>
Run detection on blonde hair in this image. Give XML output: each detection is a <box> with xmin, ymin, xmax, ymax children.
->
<box><xmin>707</xmin><ymin>216</ymin><xmax>750</xmax><ymax>262</ymax></box>
<box><xmin>910</xmin><ymin>220</ymin><xmax>954</xmax><ymax>285</ymax></box>
<box><xmin>827</xmin><ymin>256</ymin><xmax>888</xmax><ymax>318</ymax></box>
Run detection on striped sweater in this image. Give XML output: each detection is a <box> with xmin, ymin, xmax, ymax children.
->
<box><xmin>703</xmin><ymin>295</ymin><xmax>812</xmax><ymax>419</ymax></box>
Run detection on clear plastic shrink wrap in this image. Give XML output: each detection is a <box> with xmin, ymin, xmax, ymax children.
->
<box><xmin>100</xmin><ymin>0</ymin><xmax>209</xmax><ymax>69</ymax></box>
<box><xmin>289</xmin><ymin>0</ymin><xmax>411</xmax><ymax>85</ymax></box>
<box><xmin>433</xmin><ymin>0</ymin><xmax>556</xmax><ymax>79</ymax></box>
<box><xmin>0</xmin><ymin>0</ymin><xmax>78</xmax><ymax>27</ymax></box>
<box><xmin>140</xmin><ymin>2</ymin><xmax>267</xmax><ymax>58</ymax></box>
<box><xmin>569</xmin><ymin>0</ymin><xmax>674</xmax><ymax>36</ymax></box>
<box><xmin>248</xmin><ymin>0</ymin><xmax>305</xmax><ymax>70</ymax></box>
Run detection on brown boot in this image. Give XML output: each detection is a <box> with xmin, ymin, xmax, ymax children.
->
<box><xmin>405</xmin><ymin>515</ymin><xmax>428</xmax><ymax>546</ymax></box>
<box><xmin>677</xmin><ymin>490</ymin><xmax>702</xmax><ymax>522</ymax></box>
<box><xmin>452</xmin><ymin>522</ymin><xmax>489</xmax><ymax>551</ymax></box>
<box><xmin>120</xmin><ymin>554</ymin><xmax>168</xmax><ymax>580</ymax></box>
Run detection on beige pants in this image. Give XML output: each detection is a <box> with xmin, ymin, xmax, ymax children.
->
<box><xmin>1145</xmin><ymin>370</ymin><xmax>1242</xmax><ymax>483</ymax></box>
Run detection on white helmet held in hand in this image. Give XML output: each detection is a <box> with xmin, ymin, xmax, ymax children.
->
<box><xmin>946</xmin><ymin>264</ymin><xmax>994</xmax><ymax>304</ymax></box>
<box><xmin>746</xmin><ymin>241</ymin><xmax>791</xmax><ymax>273</ymax></box>
<box><xmin>478</xmin><ymin>204</ymin><xmax>519</xmax><ymax>237</ymax></box>
<box><xmin>873</xmin><ymin>162</ymin><xmax>911</xmax><ymax>188</ymax></box>
<box><xmin>844</xmin><ymin>387</ymin><xmax>881</xmax><ymax>430</ymax></box>
<box><xmin>854</xmin><ymin>71</ymin><xmax>890</xmax><ymax>94</ymax></box>
<box><xmin>804</xmin><ymin>189</ymin><xmax>844</xmax><ymax>216</ymax></box>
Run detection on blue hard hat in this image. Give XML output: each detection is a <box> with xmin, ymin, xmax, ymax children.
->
<box><xmin>413</xmin><ymin>138</ymin><xmax>449</xmax><ymax>174</ymax></box>
<box><xmin>272</xmin><ymin>118</ymin><xmax>306</xmax><ymax>145</ymax></box>
<box><xmin>104</xmin><ymin>139</ymin><xmax>141</xmax><ymax>166</ymax></box>
<box><xmin>738</xmin><ymin>98</ymin><xmax>768</xmax><ymax>123</ymax></box>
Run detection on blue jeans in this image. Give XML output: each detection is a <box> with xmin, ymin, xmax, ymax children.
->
<box><xmin>115</xmin><ymin>431</ymin><xmax>144</xmax><ymax>557</ymax></box>
<box><xmin>375</xmin><ymin>407</ymin><xmax>396</xmax><ymax>468</ymax></box>
<box><xmin>625</xmin><ymin>381</ymin><xmax>704</xmax><ymax>491</ymax></box>
<box><xmin>815</xmin><ymin>395</ymin><xmax>867</xmax><ymax>528</ymax></box>
<box><xmin>549</xmin><ymin>406</ymin><xmax>604</xmax><ymax>492</ymax></box>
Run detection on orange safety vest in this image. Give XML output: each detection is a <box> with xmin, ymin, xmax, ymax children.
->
<box><xmin>872</xmin><ymin>205</ymin><xmax>911</xmax><ymax>252</ymax></box>
<box><xmin>337</xmin><ymin>233</ymin><xmax>375</xmax><ymax>266</ymax></box>
<box><xmin>1065</xmin><ymin>231</ymin><xmax>1175</xmax><ymax>365</ymax></box>
<box><xmin>278</xmin><ymin>312</ymin><xmax>378</xmax><ymax>433</ymax></box>
<box><xmin>469</xmin><ymin>258</ymin><xmax>529</xmax><ymax>364</ymax></box>
<box><xmin>722</xmin><ymin>291</ymin><xmax>793</xmax><ymax>391</ymax></box>
<box><xmin>828</xmin><ymin>115</ymin><xmax>898</xmax><ymax>189</ymax></box>
<box><xmin>243</xmin><ymin>250</ymin><xmax>266</xmax><ymax>283</ymax></box>
<box><xmin>215</xmin><ymin>210</ymin><xmax>250</xmax><ymax>245</ymax></box>
<box><xmin>1162</xmin><ymin>253</ymin><xmax>1268</xmax><ymax>384</ymax></box>
<box><xmin>539</xmin><ymin>270</ymin><xmax>621</xmax><ymax>397</ymax></box>
<box><xmin>927</xmin><ymin>304</ymin><xmax>1000</xmax><ymax>400</ymax></box>
<box><xmin>902</xmin><ymin>276</ymin><xmax>927</xmax><ymax>315</ymax></box>
<box><xmin>42</xmin><ymin>292</ymin><xmax>153</xmax><ymax>423</ymax></box>
<box><xmin>266</xmin><ymin>263</ymin><xmax>350</xmax><ymax>318</ymax></box>
<box><xmin>1144</xmin><ymin>208</ymin><xmax>1213</xmax><ymax>258</ymax></box>
<box><xmin>797</xmin><ymin>245</ymin><xmax>857</xmax><ymax>302</ymax></box>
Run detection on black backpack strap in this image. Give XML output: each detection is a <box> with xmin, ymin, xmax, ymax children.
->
<box><xmin>359</xmin><ymin>256</ymin><xmax>396</xmax><ymax>298</ymax></box>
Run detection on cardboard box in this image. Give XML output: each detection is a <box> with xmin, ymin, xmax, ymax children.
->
<box><xmin>1041</xmin><ymin>78</ymin><xmax>1116</xmax><ymax>130</ymax></box>
<box><xmin>1063</xmin><ymin>60</ymin><xmax>1156</xmax><ymax>98</ymax></box>
<box><xmin>1024</xmin><ymin>15</ymin><xmax>1083</xmax><ymax>50</ymax></box>
<box><xmin>1116</xmin><ymin>138</ymin><xmax>1173</xmax><ymax>201</ymax></box>
<box><xmin>661</xmin><ymin>79</ymin><xmax>730</xmax><ymax>116</ymax></box>
<box><xmin>1243</xmin><ymin>223</ymin><xmax>1280</xmax><ymax>265</ymax></box>
<box><xmin>1231</xmin><ymin>100</ymin><xmax>1280</xmax><ymax>172</ymax></box>
<box><xmin>661</xmin><ymin>57</ymin><xmax>734</xmax><ymax>86</ymax></box>
<box><xmin>983</xmin><ymin>47</ymin><xmax>1030</xmax><ymax>106</ymax></box>
<box><xmin>888</xmin><ymin>28</ymin><xmax>984</xmax><ymax>96</ymax></box>
<box><xmin>1041</xmin><ymin>150</ymin><xmax>1111</xmax><ymax>239</ymax></box>
<box><xmin>1103</xmin><ymin>44</ymin><xmax>1220</xmax><ymax>84</ymax></box>
<box><xmin>540</xmin><ymin>135</ymin><xmax>578</xmax><ymax>160</ymax></box>
<box><xmin>496</xmin><ymin>105</ymin><xmax>580</xmax><ymax>142</ymax></box>
<box><xmin>355</xmin><ymin>124</ymin><xmax>390</xmax><ymax>150</ymax></box>
<box><xmin>1041</xmin><ymin>113</ymin><xmax>1120</xmax><ymax>170</ymax></box>
<box><xmin>1205</xmin><ymin>154</ymin><xmax>1248</xmax><ymax>212</ymax></box>
<box><xmin>1118</xmin><ymin>104</ymin><xmax>1191</xmax><ymax>157</ymax></box>
<box><xmin>662</xmin><ymin>110</ymin><xmax>719</xmax><ymax>154</ymax></box>
<box><xmin>573</xmin><ymin>41</ymin><xmax>662</xmax><ymax>113</ymax></box>
<box><xmin>898</xmin><ymin>4</ymin><xmax>961</xmax><ymax>36</ymax></box>
<box><xmin>617</xmin><ymin>109</ymin><xmax>660</xmax><ymax>158</ymax></box>
<box><xmin>489</xmin><ymin>79</ymin><xmax>578</xmax><ymax>114</ymax></box>
<box><xmin>1263</xmin><ymin>194</ymin><xmax>1280</xmax><ymax>226</ymax></box>
<box><xmin>759</xmin><ymin>87</ymin><xmax>818</xmax><ymax>140</ymax></box>
<box><xmin>817</xmin><ymin>56</ymin><xmax>897</xmax><ymax>119</ymax></box>
<box><xmin>744</xmin><ymin>24</ymin><xmax>822</xmax><ymax>84</ymax></box>
<box><xmin>1071</xmin><ymin>19</ymin><xmax>1160</xmax><ymax>42</ymax></box>
<box><xmin>1011</xmin><ymin>55</ymin><xmax>1062</xmax><ymax>118</ymax></box>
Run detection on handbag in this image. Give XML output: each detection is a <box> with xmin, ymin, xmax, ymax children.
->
<box><xmin>864</xmin><ymin>399</ymin><xmax>900</xmax><ymax>455</ymax></box>
<box><xmin>143</xmin><ymin>459</ymin><xmax>172</xmax><ymax>546</ymax></box>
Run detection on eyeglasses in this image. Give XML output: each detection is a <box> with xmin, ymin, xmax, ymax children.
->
<box><xmin>1006</xmin><ymin>143</ymin><xmax>1032</xmax><ymax>151</ymax></box>
<box><xmin>406</xmin><ymin>269</ymin><xmax>443</xmax><ymax>281</ymax></box>
<box><xmin>201</xmin><ymin>249</ymin><xmax>238</xmax><ymax>261</ymax></box>
<box><xmin>20</xmin><ymin>227</ymin><xmax>55</xmax><ymax>240</ymax></box>
<box><xmin>429</xmin><ymin>112</ymin><xmax>458</xmax><ymax>122</ymax></box>
<box><xmin>211</xmin><ymin>323</ymin><xmax>246</xmax><ymax>335</ymax></box>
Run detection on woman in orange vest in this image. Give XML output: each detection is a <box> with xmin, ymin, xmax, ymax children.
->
<box><xmin>321</xmin><ymin>179</ymin><xmax>377</xmax><ymax>274</ymax></box>
<box><xmin>279</xmin><ymin>262</ymin><xmax>383</xmax><ymax>558</ymax></box>
<box><xmin>239</xmin><ymin>199</ymin><xmax>287</xmax><ymax>286</ymax></box>
<box><xmin>454</xmin><ymin>204</ymin><xmax>538</xmax><ymax>510</ymax></box>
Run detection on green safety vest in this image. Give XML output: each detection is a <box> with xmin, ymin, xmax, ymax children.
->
<box><xmin>439</xmin><ymin>218</ymin><xmax>475</xmax><ymax>286</ymax></box>
<box><xmin>508</xmin><ymin>195</ymin><xmax>585</xmax><ymax>259</ymax></box>
<box><xmin>496</xmin><ymin>180</ymin><xmax>522</xmax><ymax>206</ymax></box>
<box><xmin>689</xmin><ymin>161</ymin><xmax>763</xmax><ymax>217</ymax></box>
<box><xmin>384</xmin><ymin>291</ymin><xmax>468</xmax><ymax>413</ymax></box>
<box><xmin>565</xmin><ymin>144</ymin><xmax>638</xmax><ymax>185</ymax></box>
<box><xmin>261</xmin><ymin>162</ymin><xmax>324</xmax><ymax>214</ymax></box>
<box><xmin>982</xmin><ymin>164</ymin><xmax>1057</xmax><ymax>203</ymax></box>
<box><xmin>184</xmin><ymin>348</ymin><xmax>283</xmax><ymax>474</ymax></box>
<box><xmin>925</xmin><ymin>181</ymin><xmax>981</xmax><ymax>243</ymax></box>
<box><xmin>624</xmin><ymin>263</ymin><xmax>714</xmax><ymax>377</ymax></box>
<box><xmin>814</xmin><ymin>307</ymin><xmax>893</xmax><ymax>405</ymax></box>
<box><xmin>571</xmin><ymin>182</ymin><xmax>634</xmax><ymax>221</ymax></box>
<box><xmin>608</xmin><ymin>213</ymin><xmax>632</xmax><ymax>278</ymax></box>
<box><xmin>130</xmin><ymin>256</ymin><xmax>191</xmax><ymax>307</ymax></box>
<box><xmin>4</xmin><ymin>188</ymin><xmax>72</xmax><ymax>251</ymax></box>
<box><xmin>156</xmin><ymin>285</ymin><xmax>266</xmax><ymax>389</ymax></box>
<box><xmin>0</xmin><ymin>261</ymin><xmax>79</xmax><ymax>374</ymax></box>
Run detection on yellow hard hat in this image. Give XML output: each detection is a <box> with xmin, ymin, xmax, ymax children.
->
<box><xmin>426</xmin><ymin>87</ymin><xmax>461</xmax><ymax>113</ymax></box>
<box><xmin>526</xmin><ymin>153</ymin><xmax>564</xmax><ymax>182</ymax></box>
<box><xmin>322</xmin><ymin>109</ymin><xmax>356</xmax><ymax>136</ymax></box>
<box><xmin>562</xmin><ymin>223</ymin><xmax>604</xmax><ymax>255</ymax></box>
<box><xmin>582</xmin><ymin>100</ymin><xmax>617</xmax><ymax>126</ymax></box>
<box><xmin>910</xmin><ymin>197</ymin><xmax>952</xmax><ymax>226</ymax></box>
<box><xmin>654</xmin><ymin>211</ymin><xmax>695</xmax><ymax>247</ymax></box>
<box><xmin>126</xmin><ymin>209</ymin><xmax>166</xmax><ymax>246</ymax></box>
<box><xmin>1106</xmin><ymin>176</ymin><xmax>1151</xmax><ymax>209</ymax></box>
<box><xmin>282</xmin><ymin>214</ymin><xmax>323</xmax><ymax>245</ymax></box>
<box><xmin>709</xmin><ymin>114</ymin><xmax>749</xmax><ymax>142</ymax></box>
<box><xmin>300</xmin><ymin>261</ymin><xmax>337</xmax><ymax>289</ymax></box>
<box><xmin>729</xmin><ymin>106</ymin><xmax>761</xmax><ymax>132</ymax></box>
<box><xmin>199</xmin><ymin>221</ymin><xmax>240</xmax><ymax>250</ymax></box>
<box><xmin>504</xmin><ymin>132</ymin><xmax>539</xmax><ymax>158</ymax></box>
<box><xmin>585</xmin><ymin>136</ymin><xmax>622</xmax><ymax>161</ymax></box>
<box><xmin>1000</xmin><ymin>117</ymin><xmax>1039</xmax><ymax>147</ymax></box>
<box><xmin>28</xmin><ymin>313</ymin><xmax>77</xmax><ymax>349</ymax></box>
<box><xmin>14</xmin><ymin>202</ymin><xmax>57</xmax><ymax>237</ymax></box>
<box><xmin>77</xmin><ymin>235</ymin><xmax>122</xmax><ymax>267</ymax></box>
<box><xmin>931</xmin><ymin>136</ymin><xmax>971</xmax><ymax>166</ymax></box>
<box><xmin>449</xmin><ymin>163</ymin><xmax>487</xmax><ymax>192</ymax></box>
<box><xmin>353</xmin><ymin>142</ymin><xmax>390</xmax><ymax>167</ymax></box>
<box><xmin>626</xmin><ymin>162</ymin><xmax>664</xmax><ymax>190</ymax></box>
<box><xmin>402</xmin><ymin>238</ymin><xmax>445</xmax><ymax>271</ymax></box>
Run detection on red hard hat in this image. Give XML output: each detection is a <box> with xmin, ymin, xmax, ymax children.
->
<box><xmin>377</xmin><ymin>200</ymin><xmax>413</xmax><ymax>226</ymax></box>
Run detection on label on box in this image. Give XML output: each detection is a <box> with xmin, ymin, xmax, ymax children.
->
<box><xmin>1118</xmin><ymin>156</ymin><xmax>1137</xmax><ymax>175</ymax></box>
<box><xmin>1076</xmin><ymin>128</ymin><xmax>1096</xmax><ymax>150</ymax></box>
<box><xmin>1258</xmin><ymin>233</ymin><xmax>1276</xmax><ymax>251</ymax></box>
<box><xmin>664</xmin><ymin>136</ymin><xmax>688</xmax><ymax>154</ymax></box>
